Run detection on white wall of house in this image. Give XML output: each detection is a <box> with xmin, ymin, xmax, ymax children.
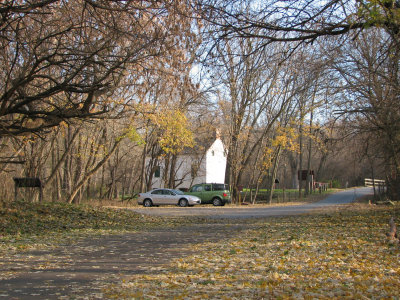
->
<box><xmin>147</xmin><ymin>137</ymin><xmax>226</xmax><ymax>190</ymax></box>
<box><xmin>205</xmin><ymin>138</ymin><xmax>226</xmax><ymax>183</ymax></box>
<box><xmin>147</xmin><ymin>155</ymin><xmax>207</xmax><ymax>189</ymax></box>
<box><xmin>175</xmin><ymin>155</ymin><xmax>206</xmax><ymax>188</ymax></box>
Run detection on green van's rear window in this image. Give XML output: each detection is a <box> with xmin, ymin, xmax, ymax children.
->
<box><xmin>212</xmin><ymin>184</ymin><xmax>228</xmax><ymax>191</ymax></box>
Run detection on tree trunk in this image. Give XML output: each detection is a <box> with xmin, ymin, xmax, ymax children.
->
<box><xmin>140</xmin><ymin>137</ymin><xmax>148</xmax><ymax>193</ymax></box>
<box><xmin>168</xmin><ymin>154</ymin><xmax>177</xmax><ymax>188</ymax></box>
<box><xmin>288</xmin><ymin>152</ymin><xmax>299</xmax><ymax>189</ymax></box>
<box><xmin>298</xmin><ymin>120</ymin><xmax>304</xmax><ymax>198</ymax></box>
<box><xmin>163</xmin><ymin>154</ymin><xmax>170</xmax><ymax>188</ymax></box>
<box><xmin>306</xmin><ymin>110</ymin><xmax>314</xmax><ymax>195</ymax></box>
<box><xmin>67</xmin><ymin>139</ymin><xmax>122</xmax><ymax>204</ymax></box>
<box><xmin>46</xmin><ymin>127</ymin><xmax>80</xmax><ymax>194</ymax></box>
<box><xmin>71</xmin><ymin>133</ymin><xmax>83</xmax><ymax>204</ymax></box>
<box><xmin>62</xmin><ymin>128</ymin><xmax>73</xmax><ymax>200</ymax></box>
<box><xmin>268</xmin><ymin>147</ymin><xmax>282</xmax><ymax>204</ymax></box>
<box><xmin>99</xmin><ymin>165</ymin><xmax>105</xmax><ymax>199</ymax></box>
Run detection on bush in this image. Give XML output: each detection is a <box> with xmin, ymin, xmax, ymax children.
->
<box><xmin>331</xmin><ymin>180</ymin><xmax>341</xmax><ymax>188</ymax></box>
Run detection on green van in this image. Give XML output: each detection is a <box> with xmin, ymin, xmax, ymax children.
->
<box><xmin>186</xmin><ymin>183</ymin><xmax>231</xmax><ymax>206</ymax></box>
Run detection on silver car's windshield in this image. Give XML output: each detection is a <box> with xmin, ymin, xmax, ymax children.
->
<box><xmin>172</xmin><ymin>189</ymin><xmax>184</xmax><ymax>195</ymax></box>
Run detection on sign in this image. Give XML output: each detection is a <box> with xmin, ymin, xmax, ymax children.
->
<box><xmin>13</xmin><ymin>177</ymin><xmax>42</xmax><ymax>188</ymax></box>
<box><xmin>298</xmin><ymin>170</ymin><xmax>314</xmax><ymax>181</ymax></box>
<box><xmin>13</xmin><ymin>177</ymin><xmax>43</xmax><ymax>202</ymax></box>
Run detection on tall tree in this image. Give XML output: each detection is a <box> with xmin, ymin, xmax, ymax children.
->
<box><xmin>205</xmin><ymin>34</ymin><xmax>300</xmax><ymax>202</ymax></box>
<box><xmin>330</xmin><ymin>29</ymin><xmax>400</xmax><ymax>198</ymax></box>
<box><xmin>0</xmin><ymin>0</ymin><xmax>195</xmax><ymax>137</ymax></box>
<box><xmin>197</xmin><ymin>0</ymin><xmax>400</xmax><ymax>198</ymax></box>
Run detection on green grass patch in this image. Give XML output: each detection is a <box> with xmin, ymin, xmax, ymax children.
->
<box><xmin>242</xmin><ymin>188</ymin><xmax>338</xmax><ymax>195</ymax></box>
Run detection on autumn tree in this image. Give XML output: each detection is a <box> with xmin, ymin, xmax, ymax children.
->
<box><xmin>196</xmin><ymin>0</ymin><xmax>400</xmax><ymax>199</ymax></box>
<box><xmin>0</xmin><ymin>0</ymin><xmax>195</xmax><ymax>137</ymax></box>
<box><xmin>0</xmin><ymin>0</ymin><xmax>202</xmax><ymax>202</ymax></box>
<box><xmin>128</xmin><ymin>47</ymin><xmax>201</xmax><ymax>191</ymax></box>
<box><xmin>200</xmin><ymin>32</ymin><xmax>304</xmax><ymax>202</ymax></box>
<box><xmin>262</xmin><ymin>122</ymin><xmax>299</xmax><ymax>203</ymax></box>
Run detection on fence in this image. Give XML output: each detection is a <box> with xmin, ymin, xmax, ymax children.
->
<box><xmin>364</xmin><ymin>178</ymin><xmax>385</xmax><ymax>187</ymax></box>
<box><xmin>364</xmin><ymin>178</ymin><xmax>386</xmax><ymax>196</ymax></box>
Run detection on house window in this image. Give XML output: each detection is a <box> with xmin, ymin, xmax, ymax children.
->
<box><xmin>212</xmin><ymin>150</ymin><xmax>215</xmax><ymax>156</ymax></box>
<box><xmin>155</xmin><ymin>166</ymin><xmax>161</xmax><ymax>178</ymax></box>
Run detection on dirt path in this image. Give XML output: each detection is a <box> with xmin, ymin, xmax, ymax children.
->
<box><xmin>0</xmin><ymin>223</ymin><xmax>253</xmax><ymax>299</ymax></box>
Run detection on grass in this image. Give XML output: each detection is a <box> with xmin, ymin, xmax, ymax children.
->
<box><xmin>240</xmin><ymin>188</ymin><xmax>339</xmax><ymax>204</ymax></box>
<box><xmin>242</xmin><ymin>188</ymin><xmax>338</xmax><ymax>194</ymax></box>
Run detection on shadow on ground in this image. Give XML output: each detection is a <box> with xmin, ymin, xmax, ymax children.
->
<box><xmin>0</xmin><ymin>223</ymin><xmax>253</xmax><ymax>299</ymax></box>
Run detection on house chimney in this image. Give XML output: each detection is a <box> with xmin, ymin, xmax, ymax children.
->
<box><xmin>215</xmin><ymin>129</ymin><xmax>221</xmax><ymax>139</ymax></box>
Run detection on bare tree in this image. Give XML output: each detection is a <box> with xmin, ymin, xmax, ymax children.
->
<box><xmin>0</xmin><ymin>0</ymin><xmax>195</xmax><ymax>137</ymax></box>
<box><xmin>195</xmin><ymin>0</ymin><xmax>400</xmax><ymax>199</ymax></box>
<box><xmin>330</xmin><ymin>29</ymin><xmax>400</xmax><ymax>198</ymax></box>
<box><xmin>202</xmin><ymin>34</ymin><xmax>302</xmax><ymax>202</ymax></box>
<box><xmin>195</xmin><ymin>0</ymin><xmax>399</xmax><ymax>46</ymax></box>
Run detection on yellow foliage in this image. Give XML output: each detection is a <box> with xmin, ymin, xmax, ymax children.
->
<box><xmin>358</xmin><ymin>0</ymin><xmax>400</xmax><ymax>29</ymax></box>
<box><xmin>262</xmin><ymin>124</ymin><xmax>300</xmax><ymax>171</ymax></box>
<box><xmin>125</xmin><ymin>127</ymin><xmax>145</xmax><ymax>145</ymax></box>
<box><xmin>150</xmin><ymin>108</ymin><xmax>194</xmax><ymax>155</ymax></box>
<box><xmin>126</xmin><ymin>104</ymin><xmax>194</xmax><ymax>154</ymax></box>
<box><xmin>271</xmin><ymin>126</ymin><xmax>300</xmax><ymax>153</ymax></box>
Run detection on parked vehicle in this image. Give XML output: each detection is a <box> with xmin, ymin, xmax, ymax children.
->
<box><xmin>137</xmin><ymin>188</ymin><xmax>201</xmax><ymax>207</ymax></box>
<box><xmin>186</xmin><ymin>183</ymin><xmax>231</xmax><ymax>206</ymax></box>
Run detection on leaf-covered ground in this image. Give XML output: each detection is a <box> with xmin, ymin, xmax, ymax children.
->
<box><xmin>105</xmin><ymin>204</ymin><xmax>400</xmax><ymax>299</ymax></box>
<box><xmin>0</xmin><ymin>200</ymin><xmax>197</xmax><ymax>251</ymax></box>
<box><xmin>1</xmin><ymin>200</ymin><xmax>400</xmax><ymax>299</ymax></box>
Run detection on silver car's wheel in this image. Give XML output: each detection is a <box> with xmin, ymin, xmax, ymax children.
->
<box><xmin>178</xmin><ymin>199</ymin><xmax>188</xmax><ymax>207</ymax></box>
<box><xmin>143</xmin><ymin>199</ymin><xmax>153</xmax><ymax>207</ymax></box>
<box><xmin>212</xmin><ymin>197</ymin><xmax>222</xmax><ymax>206</ymax></box>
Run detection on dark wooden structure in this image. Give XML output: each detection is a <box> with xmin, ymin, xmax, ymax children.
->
<box><xmin>13</xmin><ymin>177</ymin><xmax>43</xmax><ymax>202</ymax></box>
<box><xmin>298</xmin><ymin>170</ymin><xmax>315</xmax><ymax>181</ymax></box>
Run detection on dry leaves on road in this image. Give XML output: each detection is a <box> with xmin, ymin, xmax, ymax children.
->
<box><xmin>105</xmin><ymin>204</ymin><xmax>400</xmax><ymax>299</ymax></box>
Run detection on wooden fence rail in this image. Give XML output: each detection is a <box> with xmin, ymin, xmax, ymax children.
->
<box><xmin>364</xmin><ymin>178</ymin><xmax>385</xmax><ymax>187</ymax></box>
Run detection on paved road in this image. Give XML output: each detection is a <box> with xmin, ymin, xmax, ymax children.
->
<box><xmin>132</xmin><ymin>187</ymin><xmax>374</xmax><ymax>219</ymax></box>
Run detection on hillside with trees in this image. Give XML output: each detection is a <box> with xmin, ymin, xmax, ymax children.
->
<box><xmin>0</xmin><ymin>0</ymin><xmax>398</xmax><ymax>204</ymax></box>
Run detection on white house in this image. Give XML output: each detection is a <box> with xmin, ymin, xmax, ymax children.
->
<box><xmin>148</xmin><ymin>134</ymin><xmax>227</xmax><ymax>190</ymax></box>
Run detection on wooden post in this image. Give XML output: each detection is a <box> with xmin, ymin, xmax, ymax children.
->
<box><xmin>14</xmin><ymin>183</ymin><xmax>18</xmax><ymax>201</ymax></box>
<box><xmin>39</xmin><ymin>185</ymin><xmax>43</xmax><ymax>202</ymax></box>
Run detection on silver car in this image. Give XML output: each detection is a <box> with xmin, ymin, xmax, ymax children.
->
<box><xmin>137</xmin><ymin>188</ymin><xmax>201</xmax><ymax>207</ymax></box>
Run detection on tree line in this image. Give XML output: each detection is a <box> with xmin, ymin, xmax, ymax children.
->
<box><xmin>0</xmin><ymin>0</ymin><xmax>398</xmax><ymax>203</ymax></box>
